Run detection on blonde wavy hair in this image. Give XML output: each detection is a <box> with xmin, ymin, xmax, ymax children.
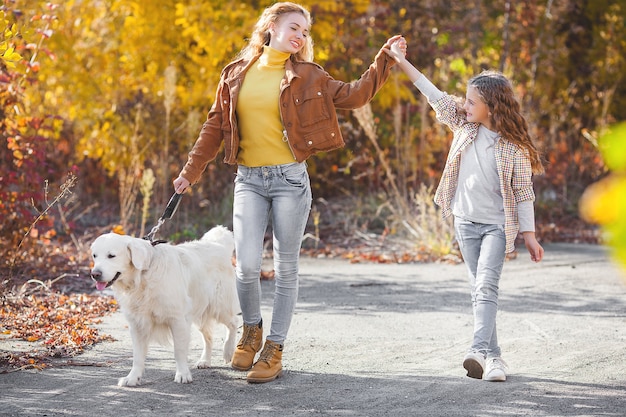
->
<box><xmin>468</xmin><ymin>70</ymin><xmax>544</xmax><ymax>175</ymax></box>
<box><xmin>237</xmin><ymin>2</ymin><xmax>314</xmax><ymax>62</ymax></box>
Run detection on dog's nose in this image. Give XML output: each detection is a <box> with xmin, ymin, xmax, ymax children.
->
<box><xmin>91</xmin><ymin>270</ymin><xmax>101</xmax><ymax>280</ymax></box>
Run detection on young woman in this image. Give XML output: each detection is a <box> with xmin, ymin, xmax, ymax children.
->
<box><xmin>173</xmin><ymin>2</ymin><xmax>402</xmax><ymax>383</ymax></box>
<box><xmin>386</xmin><ymin>38</ymin><xmax>544</xmax><ymax>381</ymax></box>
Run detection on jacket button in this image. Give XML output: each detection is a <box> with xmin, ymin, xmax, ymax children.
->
<box><xmin>317</xmin><ymin>91</ymin><xmax>321</xmax><ymax>96</ymax></box>
<box><xmin>223</xmin><ymin>100</ymin><xmax>227</xmax><ymax>104</ymax></box>
<box><xmin>331</xmin><ymin>132</ymin><xmax>335</xmax><ymax>137</ymax></box>
<box><xmin>308</xmin><ymin>140</ymin><xmax>313</xmax><ymax>145</ymax></box>
<box><xmin>295</xmin><ymin>99</ymin><xmax>300</xmax><ymax>103</ymax></box>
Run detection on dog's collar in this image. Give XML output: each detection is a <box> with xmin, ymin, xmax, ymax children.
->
<box><xmin>150</xmin><ymin>239</ymin><xmax>168</xmax><ymax>246</ymax></box>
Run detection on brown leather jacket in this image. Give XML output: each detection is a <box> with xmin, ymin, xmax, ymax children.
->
<box><xmin>180</xmin><ymin>48</ymin><xmax>396</xmax><ymax>184</ymax></box>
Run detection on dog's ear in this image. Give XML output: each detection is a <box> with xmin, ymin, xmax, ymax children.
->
<box><xmin>127</xmin><ymin>239</ymin><xmax>152</xmax><ymax>270</ymax></box>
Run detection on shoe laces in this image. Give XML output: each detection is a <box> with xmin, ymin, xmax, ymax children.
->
<box><xmin>238</xmin><ymin>324</ymin><xmax>261</xmax><ymax>348</ymax></box>
<box><xmin>487</xmin><ymin>357</ymin><xmax>508</xmax><ymax>370</ymax></box>
<box><xmin>258</xmin><ymin>342</ymin><xmax>281</xmax><ymax>362</ymax></box>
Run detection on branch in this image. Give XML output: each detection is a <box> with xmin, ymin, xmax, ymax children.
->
<box><xmin>9</xmin><ymin>173</ymin><xmax>78</xmax><ymax>278</ymax></box>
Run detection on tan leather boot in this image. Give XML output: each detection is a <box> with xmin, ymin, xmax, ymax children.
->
<box><xmin>231</xmin><ymin>321</ymin><xmax>263</xmax><ymax>371</ymax></box>
<box><xmin>247</xmin><ymin>339</ymin><xmax>283</xmax><ymax>383</ymax></box>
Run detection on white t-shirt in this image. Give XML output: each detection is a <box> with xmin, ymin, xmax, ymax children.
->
<box><xmin>452</xmin><ymin>125</ymin><xmax>505</xmax><ymax>225</ymax></box>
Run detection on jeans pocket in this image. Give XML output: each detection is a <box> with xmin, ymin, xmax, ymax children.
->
<box><xmin>282</xmin><ymin>170</ymin><xmax>307</xmax><ymax>187</ymax></box>
<box><xmin>280</xmin><ymin>164</ymin><xmax>308</xmax><ymax>188</ymax></box>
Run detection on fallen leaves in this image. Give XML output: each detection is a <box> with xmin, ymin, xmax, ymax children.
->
<box><xmin>0</xmin><ymin>289</ymin><xmax>118</xmax><ymax>372</ymax></box>
<box><xmin>301</xmin><ymin>244</ymin><xmax>456</xmax><ymax>264</ymax></box>
<box><xmin>300</xmin><ymin>230</ymin><xmax>463</xmax><ymax>265</ymax></box>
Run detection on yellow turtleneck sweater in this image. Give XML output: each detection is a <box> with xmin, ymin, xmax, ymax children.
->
<box><xmin>236</xmin><ymin>46</ymin><xmax>295</xmax><ymax>167</ymax></box>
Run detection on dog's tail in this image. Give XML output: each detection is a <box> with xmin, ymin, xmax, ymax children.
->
<box><xmin>201</xmin><ymin>225</ymin><xmax>235</xmax><ymax>255</ymax></box>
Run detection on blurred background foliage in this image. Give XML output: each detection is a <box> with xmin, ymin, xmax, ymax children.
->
<box><xmin>580</xmin><ymin>122</ymin><xmax>626</xmax><ymax>270</ymax></box>
<box><xmin>1</xmin><ymin>0</ymin><xmax>626</xmax><ymax>271</ymax></box>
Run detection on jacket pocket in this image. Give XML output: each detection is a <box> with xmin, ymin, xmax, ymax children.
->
<box><xmin>292</xmin><ymin>87</ymin><xmax>330</xmax><ymax>127</ymax></box>
<box><xmin>297</xmin><ymin>130</ymin><xmax>345</xmax><ymax>154</ymax></box>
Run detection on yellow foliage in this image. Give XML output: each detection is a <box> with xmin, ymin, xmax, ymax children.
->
<box><xmin>599</xmin><ymin>123</ymin><xmax>626</xmax><ymax>172</ymax></box>
<box><xmin>112</xmin><ymin>225</ymin><xmax>125</xmax><ymax>235</ymax></box>
<box><xmin>13</xmin><ymin>0</ymin><xmax>397</xmax><ymax>182</ymax></box>
<box><xmin>579</xmin><ymin>175</ymin><xmax>622</xmax><ymax>225</ymax></box>
<box><xmin>580</xmin><ymin>122</ymin><xmax>626</xmax><ymax>272</ymax></box>
<box><xmin>1</xmin><ymin>11</ymin><xmax>22</xmax><ymax>69</ymax></box>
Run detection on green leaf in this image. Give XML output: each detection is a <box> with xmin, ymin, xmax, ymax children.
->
<box><xmin>600</xmin><ymin>122</ymin><xmax>626</xmax><ymax>172</ymax></box>
<box><xmin>449</xmin><ymin>57</ymin><xmax>468</xmax><ymax>75</ymax></box>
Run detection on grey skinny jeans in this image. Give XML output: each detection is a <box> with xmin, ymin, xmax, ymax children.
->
<box><xmin>233</xmin><ymin>162</ymin><xmax>312</xmax><ymax>345</ymax></box>
<box><xmin>454</xmin><ymin>217</ymin><xmax>507</xmax><ymax>358</ymax></box>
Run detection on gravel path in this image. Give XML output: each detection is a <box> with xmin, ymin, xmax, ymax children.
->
<box><xmin>1</xmin><ymin>243</ymin><xmax>625</xmax><ymax>416</ymax></box>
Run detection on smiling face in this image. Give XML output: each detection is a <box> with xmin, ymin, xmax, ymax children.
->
<box><xmin>90</xmin><ymin>233</ymin><xmax>131</xmax><ymax>290</ymax></box>
<box><xmin>463</xmin><ymin>85</ymin><xmax>492</xmax><ymax>130</ymax></box>
<box><xmin>268</xmin><ymin>12</ymin><xmax>309</xmax><ymax>54</ymax></box>
<box><xmin>90</xmin><ymin>233</ymin><xmax>152</xmax><ymax>291</ymax></box>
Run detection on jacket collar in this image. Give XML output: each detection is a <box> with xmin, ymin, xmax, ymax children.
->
<box><xmin>224</xmin><ymin>52</ymin><xmax>302</xmax><ymax>84</ymax></box>
<box><xmin>284</xmin><ymin>58</ymin><xmax>301</xmax><ymax>83</ymax></box>
<box><xmin>449</xmin><ymin>122</ymin><xmax>480</xmax><ymax>158</ymax></box>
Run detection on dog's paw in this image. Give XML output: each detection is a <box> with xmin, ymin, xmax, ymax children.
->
<box><xmin>118</xmin><ymin>375</ymin><xmax>141</xmax><ymax>387</ymax></box>
<box><xmin>223</xmin><ymin>346</ymin><xmax>235</xmax><ymax>363</ymax></box>
<box><xmin>174</xmin><ymin>370</ymin><xmax>193</xmax><ymax>384</ymax></box>
<box><xmin>195</xmin><ymin>360</ymin><xmax>211</xmax><ymax>369</ymax></box>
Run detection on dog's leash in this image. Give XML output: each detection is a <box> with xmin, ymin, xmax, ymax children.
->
<box><xmin>143</xmin><ymin>192</ymin><xmax>183</xmax><ymax>245</ymax></box>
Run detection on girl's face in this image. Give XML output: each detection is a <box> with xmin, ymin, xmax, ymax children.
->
<box><xmin>268</xmin><ymin>12</ymin><xmax>309</xmax><ymax>54</ymax></box>
<box><xmin>463</xmin><ymin>86</ymin><xmax>492</xmax><ymax>130</ymax></box>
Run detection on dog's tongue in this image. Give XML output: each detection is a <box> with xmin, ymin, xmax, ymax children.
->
<box><xmin>95</xmin><ymin>281</ymin><xmax>108</xmax><ymax>291</ymax></box>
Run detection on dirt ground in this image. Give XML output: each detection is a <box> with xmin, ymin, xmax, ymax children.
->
<box><xmin>1</xmin><ymin>242</ymin><xmax>625</xmax><ymax>417</ymax></box>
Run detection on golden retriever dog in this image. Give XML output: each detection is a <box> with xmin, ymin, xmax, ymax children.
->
<box><xmin>90</xmin><ymin>226</ymin><xmax>240</xmax><ymax>387</ymax></box>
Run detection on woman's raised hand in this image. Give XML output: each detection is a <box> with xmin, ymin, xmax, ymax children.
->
<box><xmin>384</xmin><ymin>36</ymin><xmax>407</xmax><ymax>62</ymax></box>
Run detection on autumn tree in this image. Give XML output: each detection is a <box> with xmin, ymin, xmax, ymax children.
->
<box><xmin>1</xmin><ymin>2</ymin><xmax>69</xmax><ymax>253</ymax></box>
<box><xmin>5</xmin><ymin>0</ymin><xmax>625</xmax><ymax>247</ymax></box>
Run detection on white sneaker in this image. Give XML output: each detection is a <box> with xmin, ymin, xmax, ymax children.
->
<box><xmin>462</xmin><ymin>350</ymin><xmax>485</xmax><ymax>379</ymax></box>
<box><xmin>484</xmin><ymin>357</ymin><xmax>508</xmax><ymax>382</ymax></box>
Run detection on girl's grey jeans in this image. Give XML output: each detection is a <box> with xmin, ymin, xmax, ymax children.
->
<box><xmin>454</xmin><ymin>217</ymin><xmax>507</xmax><ymax>358</ymax></box>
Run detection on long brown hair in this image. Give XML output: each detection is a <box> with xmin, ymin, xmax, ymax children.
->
<box><xmin>237</xmin><ymin>2</ymin><xmax>314</xmax><ymax>62</ymax></box>
<box><xmin>468</xmin><ymin>70</ymin><xmax>544</xmax><ymax>175</ymax></box>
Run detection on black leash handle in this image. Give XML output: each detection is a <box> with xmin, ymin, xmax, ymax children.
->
<box><xmin>143</xmin><ymin>193</ymin><xmax>183</xmax><ymax>243</ymax></box>
<box><xmin>161</xmin><ymin>192</ymin><xmax>183</xmax><ymax>220</ymax></box>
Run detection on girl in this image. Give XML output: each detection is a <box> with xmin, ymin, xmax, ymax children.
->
<box><xmin>386</xmin><ymin>38</ymin><xmax>544</xmax><ymax>381</ymax></box>
<box><xmin>173</xmin><ymin>2</ymin><xmax>402</xmax><ymax>383</ymax></box>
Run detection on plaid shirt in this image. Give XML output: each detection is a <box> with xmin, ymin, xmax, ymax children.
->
<box><xmin>431</xmin><ymin>93</ymin><xmax>535</xmax><ymax>253</ymax></box>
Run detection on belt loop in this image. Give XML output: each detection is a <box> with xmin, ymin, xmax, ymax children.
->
<box><xmin>240</xmin><ymin>165</ymin><xmax>251</xmax><ymax>180</ymax></box>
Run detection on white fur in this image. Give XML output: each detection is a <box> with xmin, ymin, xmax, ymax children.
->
<box><xmin>90</xmin><ymin>226</ymin><xmax>240</xmax><ymax>387</ymax></box>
